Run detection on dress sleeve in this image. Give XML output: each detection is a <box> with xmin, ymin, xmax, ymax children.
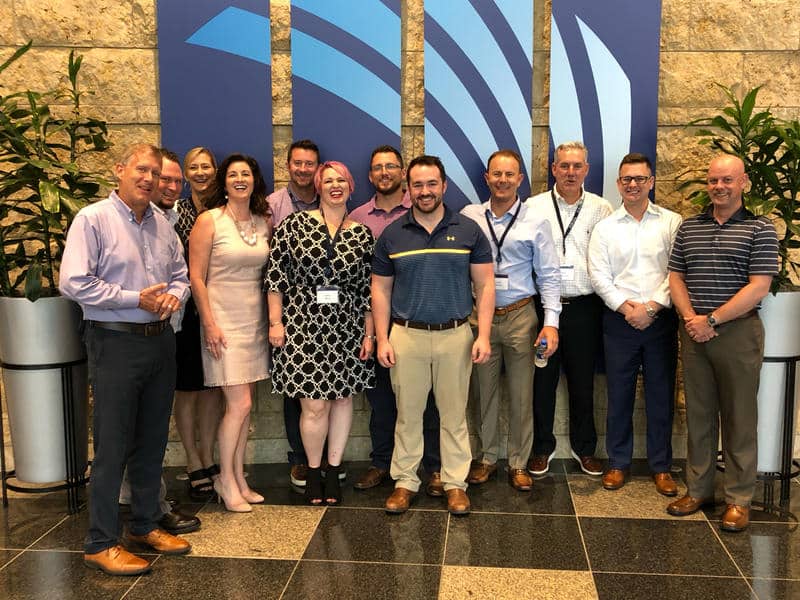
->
<box><xmin>266</xmin><ymin>213</ymin><xmax>294</xmax><ymax>293</ymax></box>
<box><xmin>356</xmin><ymin>226</ymin><xmax>374</xmax><ymax>314</ymax></box>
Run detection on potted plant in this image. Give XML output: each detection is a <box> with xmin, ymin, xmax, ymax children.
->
<box><xmin>0</xmin><ymin>41</ymin><xmax>111</xmax><ymax>484</ymax></box>
<box><xmin>678</xmin><ymin>84</ymin><xmax>800</xmax><ymax>476</ymax></box>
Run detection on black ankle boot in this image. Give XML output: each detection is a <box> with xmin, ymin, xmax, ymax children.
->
<box><xmin>305</xmin><ymin>467</ymin><xmax>323</xmax><ymax>506</ymax></box>
<box><xmin>324</xmin><ymin>464</ymin><xmax>342</xmax><ymax>506</ymax></box>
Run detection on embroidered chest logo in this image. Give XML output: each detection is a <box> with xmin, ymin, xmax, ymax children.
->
<box><xmin>446</xmin><ymin>235</ymin><xmax>456</xmax><ymax>241</ymax></box>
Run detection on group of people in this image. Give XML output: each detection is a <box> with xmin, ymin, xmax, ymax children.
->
<box><xmin>58</xmin><ymin>137</ymin><xmax>778</xmax><ymax>577</ymax></box>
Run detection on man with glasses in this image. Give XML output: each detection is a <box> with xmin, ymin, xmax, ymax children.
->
<box><xmin>461</xmin><ymin>149</ymin><xmax>561</xmax><ymax>492</ymax></box>
<box><xmin>349</xmin><ymin>146</ymin><xmax>443</xmax><ymax>496</ymax></box>
<box><xmin>588</xmin><ymin>153</ymin><xmax>682</xmax><ymax>494</ymax></box>
<box><xmin>526</xmin><ymin>141</ymin><xmax>612</xmax><ymax>477</ymax></box>
<box><xmin>268</xmin><ymin>139</ymin><xmax>324</xmax><ymax>487</ymax></box>
<box><xmin>666</xmin><ymin>154</ymin><xmax>778</xmax><ymax>532</ymax></box>
<box><xmin>372</xmin><ymin>155</ymin><xmax>494</xmax><ymax>515</ymax></box>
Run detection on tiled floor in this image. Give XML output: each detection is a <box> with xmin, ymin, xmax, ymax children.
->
<box><xmin>1</xmin><ymin>459</ymin><xmax>799</xmax><ymax>599</ymax></box>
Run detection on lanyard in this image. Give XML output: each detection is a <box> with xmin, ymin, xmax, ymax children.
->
<box><xmin>288</xmin><ymin>187</ymin><xmax>319</xmax><ymax>212</ymax></box>
<box><xmin>320</xmin><ymin>207</ymin><xmax>345</xmax><ymax>280</ymax></box>
<box><xmin>551</xmin><ymin>189</ymin><xmax>583</xmax><ymax>255</ymax></box>
<box><xmin>484</xmin><ymin>200</ymin><xmax>522</xmax><ymax>267</ymax></box>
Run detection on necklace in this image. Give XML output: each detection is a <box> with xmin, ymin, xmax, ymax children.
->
<box><xmin>228</xmin><ymin>206</ymin><xmax>258</xmax><ymax>246</ymax></box>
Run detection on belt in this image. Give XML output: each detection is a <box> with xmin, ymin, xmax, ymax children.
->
<box><xmin>494</xmin><ymin>296</ymin><xmax>533</xmax><ymax>316</ymax></box>
<box><xmin>560</xmin><ymin>294</ymin><xmax>595</xmax><ymax>305</ymax></box>
<box><xmin>392</xmin><ymin>316</ymin><xmax>469</xmax><ymax>331</ymax></box>
<box><xmin>88</xmin><ymin>320</ymin><xmax>170</xmax><ymax>336</ymax></box>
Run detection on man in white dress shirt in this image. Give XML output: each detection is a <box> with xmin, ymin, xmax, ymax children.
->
<box><xmin>588</xmin><ymin>153</ymin><xmax>682</xmax><ymax>495</ymax></box>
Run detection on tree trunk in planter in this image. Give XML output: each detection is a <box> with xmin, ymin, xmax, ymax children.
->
<box><xmin>0</xmin><ymin>296</ymin><xmax>88</xmax><ymax>483</ymax></box>
<box><xmin>757</xmin><ymin>290</ymin><xmax>800</xmax><ymax>473</ymax></box>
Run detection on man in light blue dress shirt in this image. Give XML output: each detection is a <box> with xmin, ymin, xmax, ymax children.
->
<box><xmin>60</xmin><ymin>143</ymin><xmax>190</xmax><ymax>576</ymax></box>
<box><xmin>461</xmin><ymin>150</ymin><xmax>561</xmax><ymax>491</ymax></box>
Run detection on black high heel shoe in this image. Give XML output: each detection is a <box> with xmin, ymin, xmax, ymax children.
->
<box><xmin>305</xmin><ymin>467</ymin><xmax>324</xmax><ymax>506</ymax></box>
<box><xmin>187</xmin><ymin>469</ymin><xmax>213</xmax><ymax>501</ymax></box>
<box><xmin>324</xmin><ymin>464</ymin><xmax>342</xmax><ymax>506</ymax></box>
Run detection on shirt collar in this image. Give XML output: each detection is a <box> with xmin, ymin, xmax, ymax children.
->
<box><xmin>401</xmin><ymin>204</ymin><xmax>458</xmax><ymax>231</ymax></box>
<box><xmin>112</xmin><ymin>190</ymin><xmax>153</xmax><ymax>222</ymax></box>
<box><xmin>552</xmin><ymin>186</ymin><xmax>585</xmax><ymax>206</ymax></box>
<box><xmin>484</xmin><ymin>196</ymin><xmax>522</xmax><ymax>221</ymax></box>
<box><xmin>700</xmin><ymin>204</ymin><xmax>754</xmax><ymax>222</ymax></box>
<box><xmin>367</xmin><ymin>191</ymin><xmax>412</xmax><ymax>214</ymax></box>
<box><xmin>613</xmin><ymin>199</ymin><xmax>661</xmax><ymax>221</ymax></box>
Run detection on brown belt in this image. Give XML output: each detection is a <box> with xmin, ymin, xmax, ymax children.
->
<box><xmin>88</xmin><ymin>320</ymin><xmax>170</xmax><ymax>336</ymax></box>
<box><xmin>391</xmin><ymin>317</ymin><xmax>469</xmax><ymax>331</ymax></box>
<box><xmin>494</xmin><ymin>296</ymin><xmax>533</xmax><ymax>316</ymax></box>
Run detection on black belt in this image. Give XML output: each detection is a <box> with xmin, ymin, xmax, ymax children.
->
<box><xmin>392</xmin><ymin>316</ymin><xmax>469</xmax><ymax>331</ymax></box>
<box><xmin>560</xmin><ymin>294</ymin><xmax>595</xmax><ymax>306</ymax></box>
<box><xmin>88</xmin><ymin>320</ymin><xmax>170</xmax><ymax>336</ymax></box>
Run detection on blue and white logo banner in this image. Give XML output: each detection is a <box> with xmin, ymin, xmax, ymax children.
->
<box><xmin>550</xmin><ymin>1</ymin><xmax>662</xmax><ymax>204</ymax></box>
<box><xmin>291</xmin><ymin>0</ymin><xmax>402</xmax><ymax>209</ymax></box>
<box><xmin>424</xmin><ymin>0</ymin><xmax>533</xmax><ymax>210</ymax></box>
<box><xmin>157</xmin><ymin>0</ymin><xmax>273</xmax><ymax>180</ymax></box>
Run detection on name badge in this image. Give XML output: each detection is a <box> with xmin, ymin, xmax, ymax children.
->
<box><xmin>560</xmin><ymin>265</ymin><xmax>575</xmax><ymax>281</ymax></box>
<box><xmin>494</xmin><ymin>274</ymin><xmax>510</xmax><ymax>291</ymax></box>
<box><xmin>316</xmin><ymin>285</ymin><xmax>340</xmax><ymax>304</ymax></box>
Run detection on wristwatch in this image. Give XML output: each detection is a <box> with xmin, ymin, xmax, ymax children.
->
<box><xmin>706</xmin><ymin>313</ymin><xmax>719</xmax><ymax>328</ymax></box>
<box><xmin>645</xmin><ymin>304</ymin><xmax>657</xmax><ymax>319</ymax></box>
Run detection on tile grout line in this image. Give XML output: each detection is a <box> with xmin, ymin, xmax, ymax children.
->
<box><xmin>704</xmin><ymin>517</ymin><xmax>760</xmax><ymax>599</ymax></box>
<box><xmin>24</xmin><ymin>513</ymin><xmax>72</xmax><ymax>551</ymax></box>
<box><xmin>438</xmin><ymin>511</ymin><xmax>451</xmax><ymax>599</ymax></box>
<box><xmin>119</xmin><ymin>554</ymin><xmax>162</xmax><ymax>600</ymax></box>
<box><xmin>278</xmin><ymin>505</ymin><xmax>329</xmax><ymax>599</ymax></box>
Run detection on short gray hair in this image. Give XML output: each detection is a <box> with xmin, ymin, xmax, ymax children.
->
<box><xmin>554</xmin><ymin>141</ymin><xmax>588</xmax><ymax>163</ymax></box>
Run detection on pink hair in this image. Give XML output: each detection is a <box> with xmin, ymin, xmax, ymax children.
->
<box><xmin>314</xmin><ymin>161</ymin><xmax>355</xmax><ymax>196</ymax></box>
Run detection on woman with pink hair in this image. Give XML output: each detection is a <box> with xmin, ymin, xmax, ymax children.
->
<box><xmin>266</xmin><ymin>161</ymin><xmax>375</xmax><ymax>506</ymax></box>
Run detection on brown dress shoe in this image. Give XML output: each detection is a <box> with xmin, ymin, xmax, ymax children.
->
<box><xmin>290</xmin><ymin>464</ymin><xmax>307</xmax><ymax>487</ymax></box>
<box><xmin>571</xmin><ymin>451</ymin><xmax>603</xmax><ymax>476</ymax></box>
<box><xmin>354</xmin><ymin>466</ymin><xmax>389</xmax><ymax>490</ymax></box>
<box><xmin>385</xmin><ymin>487</ymin><xmax>417</xmax><ymax>514</ymax></box>
<box><xmin>508</xmin><ymin>468</ymin><xmax>533</xmax><ymax>491</ymax></box>
<box><xmin>446</xmin><ymin>488</ymin><xmax>471</xmax><ymax>515</ymax></box>
<box><xmin>667</xmin><ymin>494</ymin><xmax>715</xmax><ymax>517</ymax></box>
<box><xmin>127</xmin><ymin>528</ymin><xmax>191</xmax><ymax>555</ymax></box>
<box><xmin>84</xmin><ymin>545</ymin><xmax>151</xmax><ymax>576</ymax></box>
<box><xmin>721</xmin><ymin>504</ymin><xmax>750</xmax><ymax>532</ymax></box>
<box><xmin>602</xmin><ymin>468</ymin><xmax>626</xmax><ymax>490</ymax></box>
<box><xmin>653</xmin><ymin>472</ymin><xmax>678</xmax><ymax>497</ymax></box>
<box><xmin>426</xmin><ymin>472</ymin><xmax>444</xmax><ymax>497</ymax></box>
<box><xmin>466</xmin><ymin>461</ymin><xmax>497</xmax><ymax>485</ymax></box>
<box><xmin>527</xmin><ymin>451</ymin><xmax>556</xmax><ymax>476</ymax></box>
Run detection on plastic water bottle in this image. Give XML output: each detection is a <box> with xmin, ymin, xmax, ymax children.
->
<box><xmin>534</xmin><ymin>339</ymin><xmax>548</xmax><ymax>368</ymax></box>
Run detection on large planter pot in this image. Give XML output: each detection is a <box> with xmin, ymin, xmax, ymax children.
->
<box><xmin>756</xmin><ymin>290</ymin><xmax>800</xmax><ymax>473</ymax></box>
<box><xmin>0</xmin><ymin>296</ymin><xmax>88</xmax><ymax>483</ymax></box>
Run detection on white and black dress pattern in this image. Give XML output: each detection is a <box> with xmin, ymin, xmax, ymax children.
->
<box><xmin>266</xmin><ymin>210</ymin><xmax>375</xmax><ymax>399</ymax></box>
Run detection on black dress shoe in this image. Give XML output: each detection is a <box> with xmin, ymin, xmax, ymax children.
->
<box><xmin>158</xmin><ymin>509</ymin><xmax>201</xmax><ymax>534</ymax></box>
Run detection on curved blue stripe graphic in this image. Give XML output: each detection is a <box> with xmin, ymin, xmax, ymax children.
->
<box><xmin>549</xmin><ymin>18</ymin><xmax>584</xmax><ymax>150</ymax></box>
<box><xmin>292</xmin><ymin>0</ymin><xmax>400</xmax><ymax>65</ymax></box>
<box><xmin>185</xmin><ymin>7</ymin><xmax>270</xmax><ymax>65</ymax></box>
<box><xmin>292</xmin><ymin>8</ymin><xmax>400</xmax><ymax>91</ymax></box>
<box><xmin>577</xmin><ymin>17</ymin><xmax>631</xmax><ymax>203</ymax></box>
<box><xmin>493</xmin><ymin>0</ymin><xmax>533</xmax><ymax>62</ymax></box>
<box><xmin>425</xmin><ymin>119</ymin><xmax>480</xmax><ymax>208</ymax></box>
<box><xmin>292</xmin><ymin>31</ymin><xmax>400</xmax><ymax>136</ymax></box>
<box><xmin>425</xmin><ymin>2</ymin><xmax>529</xmax><ymax>170</ymax></box>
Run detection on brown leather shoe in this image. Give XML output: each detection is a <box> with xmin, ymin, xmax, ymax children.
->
<box><xmin>602</xmin><ymin>468</ymin><xmax>626</xmax><ymax>490</ymax></box>
<box><xmin>508</xmin><ymin>468</ymin><xmax>533</xmax><ymax>491</ymax></box>
<box><xmin>466</xmin><ymin>461</ymin><xmax>497</xmax><ymax>485</ymax></box>
<box><xmin>426</xmin><ymin>472</ymin><xmax>444</xmax><ymax>497</ymax></box>
<box><xmin>385</xmin><ymin>487</ymin><xmax>417</xmax><ymax>514</ymax></box>
<box><xmin>127</xmin><ymin>528</ymin><xmax>191</xmax><ymax>555</ymax></box>
<box><xmin>571</xmin><ymin>451</ymin><xmax>603</xmax><ymax>476</ymax></box>
<box><xmin>84</xmin><ymin>545</ymin><xmax>151</xmax><ymax>576</ymax></box>
<box><xmin>653</xmin><ymin>472</ymin><xmax>678</xmax><ymax>497</ymax></box>
<box><xmin>290</xmin><ymin>463</ymin><xmax>307</xmax><ymax>487</ymax></box>
<box><xmin>527</xmin><ymin>451</ymin><xmax>556</xmax><ymax>476</ymax></box>
<box><xmin>667</xmin><ymin>494</ymin><xmax>715</xmax><ymax>517</ymax></box>
<box><xmin>446</xmin><ymin>488</ymin><xmax>471</xmax><ymax>515</ymax></box>
<box><xmin>354</xmin><ymin>466</ymin><xmax>389</xmax><ymax>490</ymax></box>
<box><xmin>721</xmin><ymin>504</ymin><xmax>750</xmax><ymax>532</ymax></box>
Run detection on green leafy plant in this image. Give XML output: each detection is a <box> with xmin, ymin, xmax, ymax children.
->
<box><xmin>678</xmin><ymin>84</ymin><xmax>800</xmax><ymax>292</ymax></box>
<box><xmin>0</xmin><ymin>41</ymin><xmax>112</xmax><ymax>301</ymax></box>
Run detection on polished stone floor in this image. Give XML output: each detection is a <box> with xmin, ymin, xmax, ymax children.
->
<box><xmin>1</xmin><ymin>459</ymin><xmax>799</xmax><ymax>599</ymax></box>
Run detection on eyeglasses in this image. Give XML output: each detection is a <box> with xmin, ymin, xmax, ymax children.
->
<box><xmin>370</xmin><ymin>163</ymin><xmax>401</xmax><ymax>173</ymax></box>
<box><xmin>619</xmin><ymin>176</ymin><xmax>651</xmax><ymax>185</ymax></box>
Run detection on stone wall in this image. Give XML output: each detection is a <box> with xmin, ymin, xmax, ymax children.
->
<box><xmin>1</xmin><ymin>0</ymin><xmax>798</xmax><ymax>468</ymax></box>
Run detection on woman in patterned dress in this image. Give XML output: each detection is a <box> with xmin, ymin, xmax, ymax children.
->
<box><xmin>266</xmin><ymin>161</ymin><xmax>375</xmax><ymax>506</ymax></box>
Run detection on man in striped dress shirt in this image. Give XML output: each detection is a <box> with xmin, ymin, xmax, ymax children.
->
<box><xmin>666</xmin><ymin>154</ymin><xmax>778</xmax><ymax>532</ymax></box>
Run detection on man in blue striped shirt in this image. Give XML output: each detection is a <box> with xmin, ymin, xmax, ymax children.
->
<box><xmin>666</xmin><ymin>154</ymin><xmax>778</xmax><ymax>532</ymax></box>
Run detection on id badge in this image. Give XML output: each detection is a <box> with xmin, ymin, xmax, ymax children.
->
<box><xmin>494</xmin><ymin>274</ymin><xmax>510</xmax><ymax>291</ymax></box>
<box><xmin>316</xmin><ymin>285</ymin><xmax>340</xmax><ymax>304</ymax></box>
<box><xmin>560</xmin><ymin>265</ymin><xmax>575</xmax><ymax>281</ymax></box>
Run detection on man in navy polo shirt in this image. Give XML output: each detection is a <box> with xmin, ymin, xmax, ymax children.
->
<box><xmin>372</xmin><ymin>155</ymin><xmax>495</xmax><ymax>516</ymax></box>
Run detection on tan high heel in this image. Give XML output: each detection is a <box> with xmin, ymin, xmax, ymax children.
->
<box><xmin>213</xmin><ymin>480</ymin><xmax>252</xmax><ymax>513</ymax></box>
<box><xmin>241</xmin><ymin>490</ymin><xmax>264</xmax><ymax>504</ymax></box>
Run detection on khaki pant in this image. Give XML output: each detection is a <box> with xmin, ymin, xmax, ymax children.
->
<box><xmin>389</xmin><ymin>323</ymin><xmax>474</xmax><ymax>492</ymax></box>
<box><xmin>473</xmin><ymin>302</ymin><xmax>538</xmax><ymax>469</ymax></box>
